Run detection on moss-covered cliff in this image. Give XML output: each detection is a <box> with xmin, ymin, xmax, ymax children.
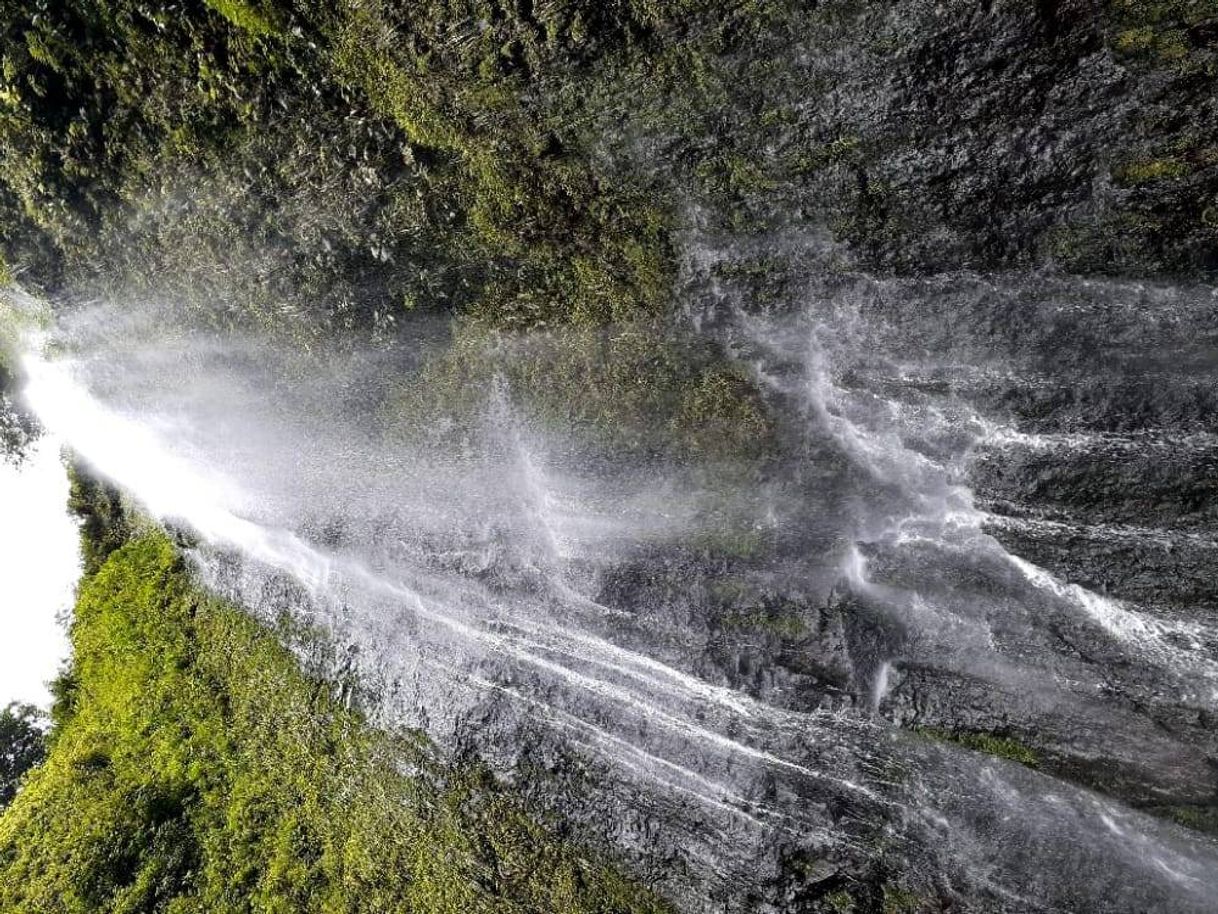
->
<box><xmin>2</xmin><ymin>1</ymin><xmax>1214</xmax><ymax>318</ymax></box>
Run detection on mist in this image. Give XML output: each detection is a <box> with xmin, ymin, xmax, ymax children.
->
<box><xmin>8</xmin><ymin>259</ymin><xmax>1218</xmax><ymax>911</ymax></box>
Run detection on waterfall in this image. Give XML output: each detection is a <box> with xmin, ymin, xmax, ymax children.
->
<box><xmin>11</xmin><ymin>272</ymin><xmax>1218</xmax><ymax>912</ymax></box>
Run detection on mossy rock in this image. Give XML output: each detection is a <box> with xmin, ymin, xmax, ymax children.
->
<box><xmin>915</xmin><ymin>726</ymin><xmax>1041</xmax><ymax>768</ymax></box>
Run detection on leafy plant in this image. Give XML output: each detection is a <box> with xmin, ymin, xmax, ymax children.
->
<box><xmin>0</xmin><ymin>703</ymin><xmax>46</xmax><ymax>809</ymax></box>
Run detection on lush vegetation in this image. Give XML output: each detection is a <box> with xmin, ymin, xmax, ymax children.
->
<box><xmin>0</xmin><ymin>0</ymin><xmax>801</xmax><ymax>463</ymax></box>
<box><xmin>0</xmin><ymin>0</ymin><xmax>759</xmax><ymax>331</ymax></box>
<box><xmin>0</xmin><ymin>356</ymin><xmax>39</xmax><ymax>463</ymax></box>
<box><xmin>2</xmin><ymin>1</ymin><xmax>1212</xmax><ymax>315</ymax></box>
<box><xmin>2</xmin><ymin>0</ymin><xmax>1213</xmax><ymax>467</ymax></box>
<box><xmin>0</xmin><ymin>530</ymin><xmax>668</xmax><ymax>913</ymax></box>
<box><xmin>0</xmin><ymin>703</ymin><xmax>46</xmax><ymax>809</ymax></box>
<box><xmin>0</xmin><ymin>289</ymin><xmax>39</xmax><ymax>463</ymax></box>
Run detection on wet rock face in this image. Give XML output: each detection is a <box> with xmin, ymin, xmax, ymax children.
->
<box><xmin>205</xmin><ymin>260</ymin><xmax>1218</xmax><ymax>911</ymax></box>
<box><xmin>831</xmin><ymin>0</ymin><xmax>1126</xmax><ymax>270</ymax></box>
<box><xmin>597</xmin><ymin>0</ymin><xmax>1217</xmax><ymax>282</ymax></box>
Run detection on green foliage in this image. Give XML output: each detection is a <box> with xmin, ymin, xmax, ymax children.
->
<box><xmin>329</xmin><ymin>0</ymin><xmax>679</xmax><ymax>330</ymax></box>
<box><xmin>0</xmin><ymin>704</ymin><xmax>46</xmax><ymax>809</ymax></box>
<box><xmin>0</xmin><ymin>357</ymin><xmax>39</xmax><ymax>464</ymax></box>
<box><xmin>66</xmin><ymin>465</ymin><xmax>131</xmax><ymax>576</ymax></box>
<box><xmin>0</xmin><ymin>0</ymin><xmax>703</xmax><ymax>332</ymax></box>
<box><xmin>0</xmin><ymin>0</ymin><xmax>1212</xmax><ymax>325</ymax></box>
<box><xmin>0</xmin><ymin>532</ymin><xmax>669</xmax><ymax>913</ymax></box>
<box><xmin>0</xmin><ymin>0</ymin><xmax>813</xmax><ymax>336</ymax></box>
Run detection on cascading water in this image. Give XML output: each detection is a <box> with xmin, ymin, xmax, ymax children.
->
<box><xmin>3</xmin><ymin>1</ymin><xmax>1217</xmax><ymax>910</ymax></box>
<box><xmin>9</xmin><ymin>258</ymin><xmax>1218</xmax><ymax>912</ymax></box>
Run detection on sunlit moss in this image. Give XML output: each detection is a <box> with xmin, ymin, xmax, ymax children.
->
<box><xmin>204</xmin><ymin>0</ymin><xmax>284</xmax><ymax>37</ymax></box>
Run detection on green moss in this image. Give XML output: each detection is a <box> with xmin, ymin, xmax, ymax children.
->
<box><xmin>204</xmin><ymin>0</ymin><xmax>283</xmax><ymax>37</ymax></box>
<box><xmin>719</xmin><ymin>609</ymin><xmax>808</xmax><ymax>639</ymax></box>
<box><xmin>327</xmin><ymin>0</ymin><xmax>679</xmax><ymax>331</ymax></box>
<box><xmin>1113</xmin><ymin>156</ymin><xmax>1190</xmax><ymax>184</ymax></box>
<box><xmin>882</xmin><ymin>885</ymin><xmax>925</xmax><ymax>913</ymax></box>
<box><xmin>389</xmin><ymin>319</ymin><xmax>774</xmax><ymax>461</ymax></box>
<box><xmin>1108</xmin><ymin>1</ymin><xmax>1208</xmax><ymax>67</ymax></box>
<box><xmin>696</xmin><ymin>152</ymin><xmax>780</xmax><ymax>196</ymax></box>
<box><xmin>0</xmin><ymin>531</ymin><xmax>669</xmax><ymax>913</ymax></box>
<box><xmin>0</xmin><ymin>0</ymin><xmax>697</xmax><ymax>331</ymax></box>
<box><xmin>916</xmin><ymin>727</ymin><xmax>1040</xmax><ymax>768</ymax></box>
<box><xmin>692</xmin><ymin>524</ymin><xmax>770</xmax><ymax>559</ymax></box>
<box><xmin>673</xmin><ymin>367</ymin><xmax>773</xmax><ymax>460</ymax></box>
<box><xmin>792</xmin><ymin>134</ymin><xmax>863</xmax><ymax>175</ymax></box>
<box><xmin>1155</xmin><ymin>804</ymin><xmax>1218</xmax><ymax>836</ymax></box>
<box><xmin>1042</xmin><ymin>210</ymin><xmax>1171</xmax><ymax>274</ymax></box>
<box><xmin>1116</xmin><ymin>25</ymin><xmax>1158</xmax><ymax>53</ymax></box>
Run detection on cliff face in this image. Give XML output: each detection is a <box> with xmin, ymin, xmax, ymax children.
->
<box><xmin>1</xmin><ymin>2</ymin><xmax>1214</xmax><ymax>318</ymax></box>
<box><xmin>3</xmin><ymin>0</ymin><xmax>1213</xmax><ymax>457</ymax></box>
<box><xmin>729</xmin><ymin>0</ymin><xmax>1218</xmax><ymax>278</ymax></box>
<box><xmin>3</xmin><ymin>3</ymin><xmax>1218</xmax><ymax>913</ymax></box>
